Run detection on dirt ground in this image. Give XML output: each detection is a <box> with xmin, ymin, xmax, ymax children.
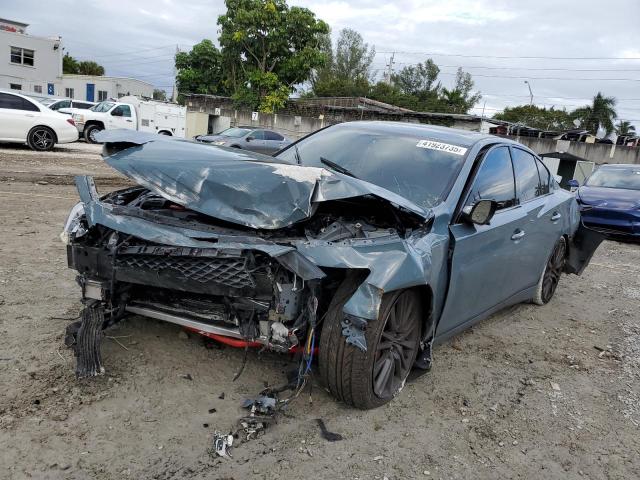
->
<box><xmin>0</xmin><ymin>142</ymin><xmax>639</xmax><ymax>480</ymax></box>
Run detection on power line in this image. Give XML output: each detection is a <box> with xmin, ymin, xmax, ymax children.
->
<box><xmin>377</xmin><ymin>50</ymin><xmax>640</xmax><ymax>61</ymax></box>
<box><xmin>66</xmin><ymin>43</ymin><xmax>178</xmax><ymax>59</ymax></box>
<box><xmin>372</xmin><ymin>62</ymin><xmax>640</xmax><ymax>73</ymax></box>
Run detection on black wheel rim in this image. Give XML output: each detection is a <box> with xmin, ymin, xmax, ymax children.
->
<box><xmin>542</xmin><ymin>239</ymin><xmax>566</xmax><ymax>303</ymax></box>
<box><xmin>373</xmin><ymin>293</ymin><xmax>420</xmax><ymax>399</ymax></box>
<box><xmin>33</xmin><ymin>129</ymin><xmax>53</xmax><ymax>149</ymax></box>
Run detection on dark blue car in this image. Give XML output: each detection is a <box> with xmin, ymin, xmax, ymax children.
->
<box><xmin>575</xmin><ymin>164</ymin><xmax>640</xmax><ymax>240</ymax></box>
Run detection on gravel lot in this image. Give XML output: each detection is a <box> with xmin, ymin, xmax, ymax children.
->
<box><xmin>0</xmin><ymin>143</ymin><xmax>638</xmax><ymax>480</ymax></box>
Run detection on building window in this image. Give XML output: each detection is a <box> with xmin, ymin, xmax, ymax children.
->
<box><xmin>98</xmin><ymin>90</ymin><xmax>108</xmax><ymax>101</ymax></box>
<box><xmin>9</xmin><ymin>83</ymin><xmax>22</xmax><ymax>90</ymax></box>
<box><xmin>65</xmin><ymin>88</ymin><xmax>74</xmax><ymax>99</ymax></box>
<box><xmin>33</xmin><ymin>85</ymin><xmax>42</xmax><ymax>94</ymax></box>
<box><xmin>10</xmin><ymin>46</ymin><xmax>34</xmax><ymax>66</ymax></box>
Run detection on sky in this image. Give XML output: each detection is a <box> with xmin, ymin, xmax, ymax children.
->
<box><xmin>5</xmin><ymin>0</ymin><xmax>640</xmax><ymax>129</ymax></box>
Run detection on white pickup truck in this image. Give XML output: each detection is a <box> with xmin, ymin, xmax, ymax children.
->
<box><xmin>70</xmin><ymin>96</ymin><xmax>186</xmax><ymax>143</ymax></box>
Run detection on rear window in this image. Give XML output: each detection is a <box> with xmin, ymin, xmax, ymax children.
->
<box><xmin>511</xmin><ymin>148</ymin><xmax>542</xmax><ymax>203</ymax></box>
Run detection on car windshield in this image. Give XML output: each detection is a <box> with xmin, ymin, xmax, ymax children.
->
<box><xmin>219</xmin><ymin>127</ymin><xmax>252</xmax><ymax>138</ymax></box>
<box><xmin>586</xmin><ymin>167</ymin><xmax>640</xmax><ymax>191</ymax></box>
<box><xmin>275</xmin><ymin>123</ymin><xmax>469</xmax><ymax>209</ymax></box>
<box><xmin>90</xmin><ymin>101</ymin><xmax>115</xmax><ymax>112</ymax></box>
<box><xmin>41</xmin><ymin>98</ymin><xmax>57</xmax><ymax>106</ymax></box>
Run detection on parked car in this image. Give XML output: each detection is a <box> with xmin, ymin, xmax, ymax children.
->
<box><xmin>0</xmin><ymin>89</ymin><xmax>79</xmax><ymax>151</ymax></box>
<box><xmin>195</xmin><ymin>127</ymin><xmax>291</xmax><ymax>154</ymax></box>
<box><xmin>572</xmin><ymin>164</ymin><xmax>640</xmax><ymax>240</ymax></box>
<box><xmin>61</xmin><ymin>122</ymin><xmax>601</xmax><ymax>409</ymax></box>
<box><xmin>71</xmin><ymin>96</ymin><xmax>186</xmax><ymax>143</ymax></box>
<box><xmin>41</xmin><ymin>98</ymin><xmax>96</xmax><ymax>114</ymax></box>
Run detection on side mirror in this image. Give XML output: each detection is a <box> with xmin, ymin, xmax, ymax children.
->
<box><xmin>461</xmin><ymin>199</ymin><xmax>498</xmax><ymax>226</ymax></box>
<box><xmin>246</xmin><ymin>136</ymin><xmax>254</xmax><ymax>142</ymax></box>
<box><xmin>567</xmin><ymin>179</ymin><xmax>579</xmax><ymax>189</ymax></box>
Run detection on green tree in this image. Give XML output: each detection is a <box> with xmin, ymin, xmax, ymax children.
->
<box><xmin>175</xmin><ymin>39</ymin><xmax>226</xmax><ymax>102</ymax></box>
<box><xmin>153</xmin><ymin>89</ymin><xmax>167</xmax><ymax>101</ymax></box>
<box><xmin>218</xmin><ymin>0</ymin><xmax>329</xmax><ymax>112</ymax></box>
<box><xmin>494</xmin><ymin>105</ymin><xmax>574</xmax><ymax>130</ymax></box>
<box><xmin>63</xmin><ymin>53</ymin><xmax>79</xmax><ymax>74</ymax></box>
<box><xmin>438</xmin><ymin>68</ymin><xmax>481</xmax><ymax>113</ymax></box>
<box><xmin>572</xmin><ymin>92</ymin><xmax>617</xmax><ymax>135</ymax></box>
<box><xmin>311</xmin><ymin>28</ymin><xmax>375</xmax><ymax>97</ymax></box>
<box><xmin>63</xmin><ymin>54</ymin><xmax>105</xmax><ymax>75</ymax></box>
<box><xmin>615</xmin><ymin>120</ymin><xmax>635</xmax><ymax>136</ymax></box>
<box><xmin>77</xmin><ymin>61</ymin><xmax>105</xmax><ymax>76</ymax></box>
<box><xmin>392</xmin><ymin>59</ymin><xmax>440</xmax><ymax>97</ymax></box>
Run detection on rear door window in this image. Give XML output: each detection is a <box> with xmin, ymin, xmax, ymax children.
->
<box><xmin>511</xmin><ymin>148</ymin><xmax>542</xmax><ymax>203</ymax></box>
<box><xmin>465</xmin><ymin>146</ymin><xmax>516</xmax><ymax>211</ymax></box>
<box><xmin>0</xmin><ymin>93</ymin><xmax>39</xmax><ymax>111</ymax></box>
<box><xmin>535</xmin><ymin>158</ymin><xmax>551</xmax><ymax>195</ymax></box>
<box><xmin>265</xmin><ymin>130</ymin><xmax>284</xmax><ymax>141</ymax></box>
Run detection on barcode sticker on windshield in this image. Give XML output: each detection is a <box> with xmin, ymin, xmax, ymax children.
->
<box><xmin>416</xmin><ymin>140</ymin><xmax>467</xmax><ymax>156</ymax></box>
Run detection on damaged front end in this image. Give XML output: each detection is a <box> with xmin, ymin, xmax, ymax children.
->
<box><xmin>64</xmin><ymin>179</ymin><xmax>329</xmax><ymax>372</ymax></box>
<box><xmin>63</xmin><ymin>166</ymin><xmax>432</xmax><ymax>378</ymax></box>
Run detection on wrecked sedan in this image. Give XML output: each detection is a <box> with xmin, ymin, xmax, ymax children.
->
<box><xmin>61</xmin><ymin>122</ymin><xmax>601</xmax><ymax>409</ymax></box>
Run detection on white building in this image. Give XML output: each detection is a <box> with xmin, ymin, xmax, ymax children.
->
<box><xmin>0</xmin><ymin>18</ymin><xmax>154</xmax><ymax>101</ymax></box>
<box><xmin>60</xmin><ymin>75</ymin><xmax>154</xmax><ymax>101</ymax></box>
<box><xmin>0</xmin><ymin>17</ymin><xmax>62</xmax><ymax>95</ymax></box>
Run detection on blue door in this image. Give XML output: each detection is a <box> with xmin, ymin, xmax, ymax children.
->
<box><xmin>86</xmin><ymin>83</ymin><xmax>95</xmax><ymax>102</ymax></box>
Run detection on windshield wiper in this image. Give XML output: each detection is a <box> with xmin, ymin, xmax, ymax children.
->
<box><xmin>320</xmin><ymin>156</ymin><xmax>358</xmax><ymax>179</ymax></box>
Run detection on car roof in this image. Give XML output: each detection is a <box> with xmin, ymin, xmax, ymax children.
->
<box><xmin>326</xmin><ymin>121</ymin><xmax>505</xmax><ymax>148</ymax></box>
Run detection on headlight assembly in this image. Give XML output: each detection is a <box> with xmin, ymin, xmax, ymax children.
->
<box><xmin>60</xmin><ymin>202</ymin><xmax>87</xmax><ymax>245</ymax></box>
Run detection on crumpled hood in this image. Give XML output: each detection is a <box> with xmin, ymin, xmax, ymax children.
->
<box><xmin>98</xmin><ymin>130</ymin><xmax>431</xmax><ymax>229</ymax></box>
<box><xmin>578</xmin><ymin>185</ymin><xmax>640</xmax><ymax>210</ymax></box>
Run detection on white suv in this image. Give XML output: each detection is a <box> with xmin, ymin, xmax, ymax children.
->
<box><xmin>0</xmin><ymin>90</ymin><xmax>79</xmax><ymax>151</ymax></box>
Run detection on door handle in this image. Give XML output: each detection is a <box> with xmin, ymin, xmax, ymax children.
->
<box><xmin>25</xmin><ymin>114</ymin><xmax>35</xmax><ymax>117</ymax></box>
<box><xmin>126</xmin><ymin>119</ymin><xmax>133</xmax><ymax>122</ymax></box>
<box><xmin>551</xmin><ymin>212</ymin><xmax>562</xmax><ymax>221</ymax></box>
<box><xmin>511</xmin><ymin>229</ymin><xmax>526</xmax><ymax>241</ymax></box>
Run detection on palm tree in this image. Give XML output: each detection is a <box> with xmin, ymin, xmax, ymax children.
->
<box><xmin>571</xmin><ymin>92</ymin><xmax>617</xmax><ymax>135</ymax></box>
<box><xmin>615</xmin><ymin>120</ymin><xmax>636</xmax><ymax>136</ymax></box>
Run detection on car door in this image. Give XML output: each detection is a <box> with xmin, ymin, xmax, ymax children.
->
<box><xmin>108</xmin><ymin>104</ymin><xmax>135</xmax><ymax>130</ymax></box>
<box><xmin>263</xmin><ymin>130</ymin><xmax>288</xmax><ymax>154</ymax></box>
<box><xmin>437</xmin><ymin>145</ymin><xmax>527</xmax><ymax>337</ymax></box>
<box><xmin>0</xmin><ymin>92</ymin><xmax>41</xmax><ymax>141</ymax></box>
<box><xmin>508</xmin><ymin>147</ymin><xmax>565</xmax><ymax>291</ymax></box>
<box><xmin>244</xmin><ymin>129</ymin><xmax>267</xmax><ymax>152</ymax></box>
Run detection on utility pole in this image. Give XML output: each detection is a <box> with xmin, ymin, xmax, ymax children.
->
<box><xmin>524</xmin><ymin>80</ymin><xmax>533</xmax><ymax>106</ymax></box>
<box><xmin>171</xmin><ymin>44</ymin><xmax>179</xmax><ymax>103</ymax></box>
<box><xmin>384</xmin><ymin>52</ymin><xmax>395</xmax><ymax>85</ymax></box>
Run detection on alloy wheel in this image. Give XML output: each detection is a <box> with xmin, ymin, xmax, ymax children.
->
<box><xmin>33</xmin><ymin>129</ymin><xmax>53</xmax><ymax>150</ymax></box>
<box><xmin>542</xmin><ymin>238</ymin><xmax>567</xmax><ymax>303</ymax></box>
<box><xmin>373</xmin><ymin>292</ymin><xmax>420</xmax><ymax>399</ymax></box>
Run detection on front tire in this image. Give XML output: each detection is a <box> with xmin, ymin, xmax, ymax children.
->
<box><xmin>84</xmin><ymin>124</ymin><xmax>103</xmax><ymax>144</ymax></box>
<box><xmin>27</xmin><ymin>126</ymin><xmax>56</xmax><ymax>151</ymax></box>
<box><xmin>319</xmin><ymin>277</ymin><xmax>422</xmax><ymax>409</ymax></box>
<box><xmin>533</xmin><ymin>237</ymin><xmax>567</xmax><ymax>305</ymax></box>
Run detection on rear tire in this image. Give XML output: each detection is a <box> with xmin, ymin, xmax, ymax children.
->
<box><xmin>533</xmin><ymin>237</ymin><xmax>567</xmax><ymax>305</ymax></box>
<box><xmin>158</xmin><ymin>130</ymin><xmax>172</xmax><ymax>136</ymax></box>
<box><xmin>84</xmin><ymin>124</ymin><xmax>103</xmax><ymax>144</ymax></box>
<box><xmin>319</xmin><ymin>275</ymin><xmax>422</xmax><ymax>409</ymax></box>
<box><xmin>27</xmin><ymin>126</ymin><xmax>56</xmax><ymax>151</ymax></box>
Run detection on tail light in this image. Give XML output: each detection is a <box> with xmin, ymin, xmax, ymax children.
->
<box><xmin>66</xmin><ymin>118</ymin><xmax>75</xmax><ymax>126</ymax></box>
